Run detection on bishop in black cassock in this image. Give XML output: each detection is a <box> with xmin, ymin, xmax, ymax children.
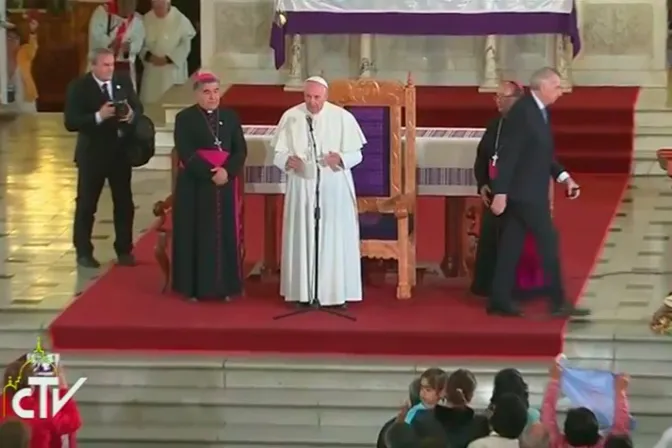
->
<box><xmin>171</xmin><ymin>72</ymin><xmax>247</xmax><ymax>301</ymax></box>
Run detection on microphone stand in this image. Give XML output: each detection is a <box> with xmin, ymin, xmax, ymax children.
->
<box><xmin>273</xmin><ymin>116</ymin><xmax>356</xmax><ymax>322</ymax></box>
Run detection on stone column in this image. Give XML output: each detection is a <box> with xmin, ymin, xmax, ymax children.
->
<box><xmin>554</xmin><ymin>34</ymin><xmax>572</xmax><ymax>92</ymax></box>
<box><xmin>284</xmin><ymin>34</ymin><xmax>304</xmax><ymax>92</ymax></box>
<box><xmin>359</xmin><ymin>34</ymin><xmax>374</xmax><ymax>78</ymax></box>
<box><xmin>478</xmin><ymin>35</ymin><xmax>499</xmax><ymax>92</ymax></box>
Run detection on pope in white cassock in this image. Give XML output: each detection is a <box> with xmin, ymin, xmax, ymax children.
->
<box><xmin>140</xmin><ymin>0</ymin><xmax>196</xmax><ymax>104</ymax></box>
<box><xmin>271</xmin><ymin>77</ymin><xmax>367</xmax><ymax>308</ymax></box>
<box><xmin>88</xmin><ymin>0</ymin><xmax>145</xmax><ymax>87</ymax></box>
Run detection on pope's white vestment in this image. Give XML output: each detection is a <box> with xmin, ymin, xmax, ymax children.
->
<box><xmin>272</xmin><ymin>102</ymin><xmax>366</xmax><ymax>306</ymax></box>
<box><xmin>140</xmin><ymin>6</ymin><xmax>195</xmax><ymax>104</ymax></box>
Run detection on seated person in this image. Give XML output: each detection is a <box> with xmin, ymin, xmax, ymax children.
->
<box><xmin>541</xmin><ymin>358</ymin><xmax>631</xmax><ymax>448</ymax></box>
<box><xmin>470</xmin><ymin>80</ymin><xmax>549</xmax><ymax>299</ymax></box>
<box><xmin>488</xmin><ymin>368</ymin><xmax>540</xmax><ymax>426</ymax></box>
<box><xmin>467</xmin><ymin>393</ymin><xmax>528</xmax><ymax>447</ymax></box>
<box><xmin>424</xmin><ymin>368</ymin><xmax>478</xmax><ymax>448</ymax></box>
<box><xmin>377</xmin><ymin>378</ymin><xmax>422</xmax><ymax>448</ymax></box>
<box><xmin>604</xmin><ymin>434</ymin><xmax>633</xmax><ymax>448</ymax></box>
<box><xmin>0</xmin><ymin>419</ymin><xmax>30</xmax><ymax>448</ymax></box>
<box><xmin>404</xmin><ymin>368</ymin><xmax>448</xmax><ymax>424</ymax></box>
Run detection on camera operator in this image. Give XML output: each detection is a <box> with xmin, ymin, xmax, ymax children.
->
<box><xmin>64</xmin><ymin>47</ymin><xmax>144</xmax><ymax>268</ymax></box>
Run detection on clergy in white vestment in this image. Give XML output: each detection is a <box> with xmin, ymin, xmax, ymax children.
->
<box><xmin>140</xmin><ymin>0</ymin><xmax>196</xmax><ymax>104</ymax></box>
<box><xmin>88</xmin><ymin>0</ymin><xmax>145</xmax><ymax>88</ymax></box>
<box><xmin>271</xmin><ymin>76</ymin><xmax>367</xmax><ymax>308</ymax></box>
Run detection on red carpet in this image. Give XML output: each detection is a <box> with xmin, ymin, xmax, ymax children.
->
<box><xmin>49</xmin><ymin>175</ymin><xmax>627</xmax><ymax>359</ymax></box>
<box><xmin>221</xmin><ymin>85</ymin><xmax>639</xmax><ymax>174</ymax></box>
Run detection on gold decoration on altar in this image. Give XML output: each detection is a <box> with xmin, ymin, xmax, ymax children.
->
<box><xmin>275</xmin><ymin>10</ymin><xmax>287</xmax><ymax>26</ymax></box>
<box><xmin>650</xmin><ymin>293</ymin><xmax>672</xmax><ymax>335</ymax></box>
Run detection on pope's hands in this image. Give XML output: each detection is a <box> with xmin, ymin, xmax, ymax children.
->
<box><xmin>286</xmin><ymin>156</ymin><xmax>304</xmax><ymax>172</ymax></box>
<box><xmin>323</xmin><ymin>152</ymin><xmax>342</xmax><ymax>171</ymax></box>
<box><xmin>211</xmin><ymin>167</ymin><xmax>228</xmax><ymax>185</ymax></box>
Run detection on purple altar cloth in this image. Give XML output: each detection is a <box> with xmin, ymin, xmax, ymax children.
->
<box><xmin>270</xmin><ymin>8</ymin><xmax>581</xmax><ymax>69</ymax></box>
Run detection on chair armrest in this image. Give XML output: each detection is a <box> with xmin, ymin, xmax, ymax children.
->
<box><xmin>358</xmin><ymin>194</ymin><xmax>416</xmax><ymax>215</ymax></box>
<box><xmin>152</xmin><ymin>196</ymin><xmax>174</xmax><ymax>232</ymax></box>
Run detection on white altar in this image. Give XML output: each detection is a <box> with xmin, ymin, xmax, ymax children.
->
<box><xmin>199</xmin><ymin>0</ymin><xmax>667</xmax><ymax>88</ymax></box>
<box><xmin>242</xmin><ymin>125</ymin><xmax>482</xmax><ymax>196</ymax></box>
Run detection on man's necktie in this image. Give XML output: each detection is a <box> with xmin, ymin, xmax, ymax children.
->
<box><xmin>101</xmin><ymin>82</ymin><xmax>112</xmax><ymax>102</ymax></box>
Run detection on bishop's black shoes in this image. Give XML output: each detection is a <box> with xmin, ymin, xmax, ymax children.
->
<box><xmin>76</xmin><ymin>255</ymin><xmax>101</xmax><ymax>269</ymax></box>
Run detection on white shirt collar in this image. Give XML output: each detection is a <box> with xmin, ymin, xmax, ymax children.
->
<box><xmin>92</xmin><ymin>74</ymin><xmax>110</xmax><ymax>88</ymax></box>
<box><xmin>530</xmin><ymin>91</ymin><xmax>545</xmax><ymax>110</ymax></box>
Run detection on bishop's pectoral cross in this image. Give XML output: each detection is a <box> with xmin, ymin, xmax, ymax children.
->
<box><xmin>214</xmin><ymin>137</ymin><xmax>222</xmax><ymax>151</ymax></box>
<box><xmin>491</xmin><ymin>153</ymin><xmax>498</xmax><ymax>166</ymax></box>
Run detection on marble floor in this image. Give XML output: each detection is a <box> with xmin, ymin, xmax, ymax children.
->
<box><xmin>0</xmin><ymin>113</ymin><xmax>670</xmax><ymax>345</ymax></box>
<box><xmin>0</xmin><ymin>114</ymin><xmax>170</xmax><ymax>316</ymax></box>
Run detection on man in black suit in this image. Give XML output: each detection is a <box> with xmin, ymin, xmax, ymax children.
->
<box><xmin>64</xmin><ymin>47</ymin><xmax>144</xmax><ymax>268</ymax></box>
<box><xmin>488</xmin><ymin>67</ymin><xmax>590</xmax><ymax>318</ymax></box>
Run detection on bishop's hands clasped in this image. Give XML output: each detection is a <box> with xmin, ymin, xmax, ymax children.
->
<box><xmin>211</xmin><ymin>167</ymin><xmax>228</xmax><ymax>186</ymax></box>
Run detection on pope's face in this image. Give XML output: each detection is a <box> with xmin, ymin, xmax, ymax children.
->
<box><xmin>197</xmin><ymin>82</ymin><xmax>220</xmax><ymax>110</ymax></box>
<box><xmin>304</xmin><ymin>82</ymin><xmax>327</xmax><ymax>115</ymax></box>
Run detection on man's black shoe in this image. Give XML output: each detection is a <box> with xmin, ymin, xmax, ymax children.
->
<box><xmin>117</xmin><ymin>254</ymin><xmax>136</xmax><ymax>266</ymax></box>
<box><xmin>77</xmin><ymin>256</ymin><xmax>101</xmax><ymax>269</ymax></box>
<box><xmin>487</xmin><ymin>305</ymin><xmax>523</xmax><ymax>317</ymax></box>
<box><xmin>551</xmin><ymin>303</ymin><xmax>591</xmax><ymax>318</ymax></box>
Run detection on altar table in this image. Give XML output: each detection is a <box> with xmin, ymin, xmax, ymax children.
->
<box><xmin>270</xmin><ymin>0</ymin><xmax>581</xmax><ymax>69</ymax></box>
<box><xmin>241</xmin><ymin>125</ymin><xmax>484</xmax><ymax>278</ymax></box>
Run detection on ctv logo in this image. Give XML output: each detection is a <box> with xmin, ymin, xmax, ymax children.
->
<box><xmin>2</xmin><ymin>338</ymin><xmax>87</xmax><ymax>419</ymax></box>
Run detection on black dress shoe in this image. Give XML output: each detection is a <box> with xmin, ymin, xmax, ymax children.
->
<box><xmin>487</xmin><ymin>305</ymin><xmax>523</xmax><ymax>317</ymax></box>
<box><xmin>117</xmin><ymin>254</ymin><xmax>136</xmax><ymax>266</ymax></box>
<box><xmin>76</xmin><ymin>255</ymin><xmax>101</xmax><ymax>269</ymax></box>
<box><xmin>550</xmin><ymin>303</ymin><xmax>591</xmax><ymax>317</ymax></box>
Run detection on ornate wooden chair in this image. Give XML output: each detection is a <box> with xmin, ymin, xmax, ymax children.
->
<box><xmin>328</xmin><ymin>76</ymin><xmax>417</xmax><ymax>299</ymax></box>
<box><xmin>152</xmin><ymin>151</ymin><xmax>179</xmax><ymax>292</ymax></box>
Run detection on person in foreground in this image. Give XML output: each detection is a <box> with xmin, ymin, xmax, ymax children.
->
<box><xmin>64</xmin><ymin>47</ymin><xmax>142</xmax><ymax>268</ymax></box>
<box><xmin>1</xmin><ymin>358</ymin><xmax>82</xmax><ymax>447</ymax></box>
<box><xmin>467</xmin><ymin>393</ymin><xmax>528</xmax><ymax>447</ymax></box>
<box><xmin>171</xmin><ymin>71</ymin><xmax>247</xmax><ymax>302</ymax></box>
<box><xmin>472</xmin><ymin>80</ymin><xmax>550</xmax><ymax>298</ymax></box>
<box><xmin>0</xmin><ymin>419</ymin><xmax>30</xmax><ymax>448</ymax></box>
<box><xmin>271</xmin><ymin>76</ymin><xmax>366</xmax><ymax>308</ymax></box>
<box><xmin>488</xmin><ymin>67</ymin><xmax>589</xmax><ymax>318</ymax></box>
<box><xmin>541</xmin><ymin>357</ymin><xmax>630</xmax><ymax>448</ymax></box>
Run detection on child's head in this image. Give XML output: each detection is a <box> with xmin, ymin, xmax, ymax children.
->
<box><xmin>418</xmin><ymin>367</ymin><xmax>447</xmax><ymax>407</ymax></box>
<box><xmin>604</xmin><ymin>434</ymin><xmax>633</xmax><ymax>448</ymax></box>
<box><xmin>564</xmin><ymin>407</ymin><xmax>600</xmax><ymax>447</ymax></box>
<box><xmin>491</xmin><ymin>368</ymin><xmax>529</xmax><ymax>408</ymax></box>
<box><xmin>490</xmin><ymin>393</ymin><xmax>528</xmax><ymax>440</ymax></box>
<box><xmin>445</xmin><ymin>368</ymin><xmax>477</xmax><ymax>406</ymax></box>
<box><xmin>408</xmin><ymin>377</ymin><xmax>422</xmax><ymax>406</ymax></box>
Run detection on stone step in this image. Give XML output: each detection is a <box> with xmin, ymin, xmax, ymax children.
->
<box><xmin>73</xmin><ymin>385</ymin><xmax>672</xmax><ymax>431</ymax></box>
<box><xmin>74</xmin><ymin>423</ymin><xmax>666</xmax><ymax>447</ymax></box>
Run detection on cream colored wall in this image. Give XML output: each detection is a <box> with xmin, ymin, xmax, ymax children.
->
<box><xmin>199</xmin><ymin>0</ymin><xmax>667</xmax><ymax>87</ymax></box>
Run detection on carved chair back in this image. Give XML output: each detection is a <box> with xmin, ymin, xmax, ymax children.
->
<box><xmin>327</xmin><ymin>77</ymin><xmax>416</xmax><ymax>209</ymax></box>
